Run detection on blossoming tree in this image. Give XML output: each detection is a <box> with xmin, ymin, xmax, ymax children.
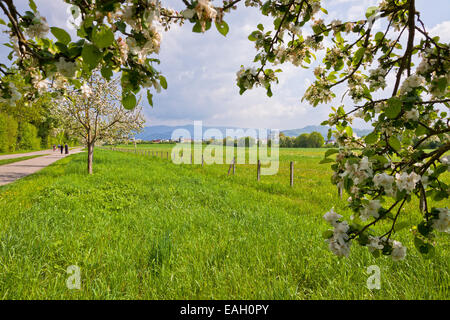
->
<box><xmin>0</xmin><ymin>0</ymin><xmax>448</xmax><ymax>260</ymax></box>
<box><xmin>54</xmin><ymin>74</ymin><xmax>145</xmax><ymax>174</ymax></box>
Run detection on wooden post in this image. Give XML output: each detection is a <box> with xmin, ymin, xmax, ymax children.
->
<box><xmin>290</xmin><ymin>161</ymin><xmax>294</xmax><ymax>187</ymax></box>
<box><xmin>257</xmin><ymin>160</ymin><xmax>261</xmax><ymax>181</ymax></box>
<box><xmin>201</xmin><ymin>155</ymin><xmax>204</xmax><ymax>167</ymax></box>
<box><xmin>232</xmin><ymin>157</ymin><xmax>235</xmax><ymax>175</ymax></box>
<box><xmin>338</xmin><ymin>185</ymin><xmax>343</xmax><ymax>199</ymax></box>
<box><xmin>227</xmin><ymin>159</ymin><xmax>233</xmax><ymax>176</ymax></box>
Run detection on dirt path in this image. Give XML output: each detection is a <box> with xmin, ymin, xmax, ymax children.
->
<box><xmin>0</xmin><ymin>148</ymin><xmax>83</xmax><ymax>186</ymax></box>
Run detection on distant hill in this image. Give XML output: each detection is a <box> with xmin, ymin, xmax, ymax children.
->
<box><xmin>135</xmin><ymin>125</ymin><xmax>265</xmax><ymax>140</ymax></box>
<box><xmin>282</xmin><ymin>125</ymin><xmax>372</xmax><ymax>138</ymax></box>
<box><xmin>135</xmin><ymin>124</ymin><xmax>372</xmax><ymax>140</ymax></box>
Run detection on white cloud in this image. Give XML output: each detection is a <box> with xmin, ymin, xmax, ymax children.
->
<box><xmin>429</xmin><ymin>20</ymin><xmax>450</xmax><ymax>43</ymax></box>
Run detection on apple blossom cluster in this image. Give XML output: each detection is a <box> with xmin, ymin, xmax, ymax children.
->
<box><xmin>323</xmin><ymin>208</ymin><xmax>409</xmax><ymax>261</ymax></box>
<box><xmin>431</xmin><ymin>208</ymin><xmax>449</xmax><ymax>233</ymax></box>
<box><xmin>0</xmin><ymin>82</ymin><xmax>22</xmax><ymax>105</ymax></box>
<box><xmin>236</xmin><ymin>66</ymin><xmax>277</xmax><ymax>92</ymax></box>
<box><xmin>181</xmin><ymin>0</ymin><xmax>218</xmax><ymax>32</ymax></box>
<box><xmin>323</xmin><ymin>209</ymin><xmax>351</xmax><ymax>257</ymax></box>
<box><xmin>23</xmin><ymin>11</ymin><xmax>49</xmax><ymax>39</ymax></box>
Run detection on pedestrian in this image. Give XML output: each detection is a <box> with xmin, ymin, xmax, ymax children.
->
<box><xmin>52</xmin><ymin>144</ymin><xmax>56</xmax><ymax>152</ymax></box>
<box><xmin>65</xmin><ymin>143</ymin><xmax>69</xmax><ymax>154</ymax></box>
<box><xmin>60</xmin><ymin>144</ymin><xmax>64</xmax><ymax>154</ymax></box>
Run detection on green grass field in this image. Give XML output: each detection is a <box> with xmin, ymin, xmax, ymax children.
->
<box><xmin>0</xmin><ymin>146</ymin><xmax>448</xmax><ymax>299</ymax></box>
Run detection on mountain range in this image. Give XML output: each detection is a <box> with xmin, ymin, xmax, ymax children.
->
<box><xmin>134</xmin><ymin>125</ymin><xmax>372</xmax><ymax>141</ymax></box>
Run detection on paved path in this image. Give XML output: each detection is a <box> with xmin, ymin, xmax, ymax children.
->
<box><xmin>0</xmin><ymin>148</ymin><xmax>84</xmax><ymax>186</ymax></box>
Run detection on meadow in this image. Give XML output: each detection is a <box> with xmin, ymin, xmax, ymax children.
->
<box><xmin>0</xmin><ymin>146</ymin><xmax>448</xmax><ymax>299</ymax></box>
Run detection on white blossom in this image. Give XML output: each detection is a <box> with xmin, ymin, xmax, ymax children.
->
<box><xmin>395</xmin><ymin>171</ymin><xmax>421</xmax><ymax>193</ymax></box>
<box><xmin>399</xmin><ymin>74</ymin><xmax>425</xmax><ymax>94</ymax></box>
<box><xmin>373</xmin><ymin>173</ymin><xmax>394</xmax><ymax>191</ymax></box>
<box><xmin>367</xmin><ymin>236</ymin><xmax>384</xmax><ymax>252</ymax></box>
<box><xmin>431</xmin><ymin>208</ymin><xmax>449</xmax><ymax>233</ymax></box>
<box><xmin>323</xmin><ymin>208</ymin><xmax>342</xmax><ymax>226</ymax></box>
<box><xmin>81</xmin><ymin>83</ymin><xmax>93</xmax><ymax>98</ymax></box>
<box><xmin>391</xmin><ymin>240</ymin><xmax>407</xmax><ymax>261</ymax></box>
<box><xmin>24</xmin><ymin>12</ymin><xmax>49</xmax><ymax>39</ymax></box>
<box><xmin>55</xmin><ymin>57</ymin><xmax>77</xmax><ymax>78</ymax></box>
<box><xmin>360</xmin><ymin>199</ymin><xmax>382</xmax><ymax>221</ymax></box>
<box><xmin>404</xmin><ymin>109</ymin><xmax>419</xmax><ymax>121</ymax></box>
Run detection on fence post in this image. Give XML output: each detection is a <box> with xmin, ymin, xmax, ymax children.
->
<box><xmin>202</xmin><ymin>155</ymin><xmax>204</xmax><ymax>167</ymax></box>
<box><xmin>338</xmin><ymin>185</ymin><xmax>343</xmax><ymax>199</ymax></box>
<box><xmin>232</xmin><ymin>157</ymin><xmax>235</xmax><ymax>175</ymax></box>
<box><xmin>227</xmin><ymin>159</ymin><xmax>233</xmax><ymax>176</ymax></box>
<box><xmin>257</xmin><ymin>160</ymin><xmax>261</xmax><ymax>181</ymax></box>
<box><xmin>290</xmin><ymin>161</ymin><xmax>294</xmax><ymax>187</ymax></box>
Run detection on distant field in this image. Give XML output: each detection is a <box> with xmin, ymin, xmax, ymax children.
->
<box><xmin>0</xmin><ymin>148</ymin><xmax>448</xmax><ymax>299</ymax></box>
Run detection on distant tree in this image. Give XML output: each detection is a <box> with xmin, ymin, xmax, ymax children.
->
<box><xmin>295</xmin><ymin>133</ymin><xmax>310</xmax><ymax>147</ymax></box>
<box><xmin>308</xmin><ymin>131</ymin><xmax>325</xmax><ymax>148</ymax></box>
<box><xmin>54</xmin><ymin>74</ymin><xmax>145</xmax><ymax>174</ymax></box>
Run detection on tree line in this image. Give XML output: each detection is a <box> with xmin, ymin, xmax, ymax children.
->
<box><xmin>0</xmin><ymin>73</ymin><xmax>77</xmax><ymax>153</ymax></box>
<box><xmin>279</xmin><ymin>132</ymin><xmax>325</xmax><ymax>148</ymax></box>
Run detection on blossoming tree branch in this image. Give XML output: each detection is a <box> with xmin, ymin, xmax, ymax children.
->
<box><xmin>0</xmin><ymin>0</ymin><xmax>448</xmax><ymax>261</ymax></box>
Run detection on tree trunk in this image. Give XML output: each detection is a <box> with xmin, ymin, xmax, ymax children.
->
<box><xmin>87</xmin><ymin>142</ymin><xmax>94</xmax><ymax>174</ymax></box>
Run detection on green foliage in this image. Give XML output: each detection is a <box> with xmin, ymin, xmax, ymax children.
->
<box><xmin>17</xmin><ymin>122</ymin><xmax>41</xmax><ymax>150</ymax></box>
<box><xmin>0</xmin><ymin>113</ymin><xmax>18</xmax><ymax>153</ymax></box>
<box><xmin>280</xmin><ymin>131</ymin><xmax>325</xmax><ymax>148</ymax></box>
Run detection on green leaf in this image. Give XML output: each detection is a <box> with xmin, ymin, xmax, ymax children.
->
<box><xmin>29</xmin><ymin>0</ymin><xmax>37</xmax><ymax>12</ymax></box>
<box><xmin>322</xmin><ymin>230</ymin><xmax>334</xmax><ymax>239</ymax></box>
<box><xmin>415</xmin><ymin>124</ymin><xmax>427</xmax><ymax>136</ymax></box>
<box><xmin>388</xmin><ymin>136</ymin><xmax>401</xmax><ymax>152</ymax></box>
<box><xmin>385</xmin><ymin>97</ymin><xmax>402</xmax><ymax>119</ymax></box>
<box><xmin>159</xmin><ymin>75</ymin><xmax>167</xmax><ymax>90</ymax></box>
<box><xmin>375</xmin><ymin>31</ymin><xmax>384</xmax><ymax>41</ymax></box>
<box><xmin>0</xmin><ymin>18</ymin><xmax>5</xmax><ymax>25</ymax></box>
<box><xmin>122</xmin><ymin>92</ymin><xmax>137</xmax><ymax>110</ymax></box>
<box><xmin>51</xmin><ymin>27</ymin><xmax>71</xmax><ymax>45</ymax></box>
<box><xmin>319</xmin><ymin>158</ymin><xmax>335</xmax><ymax>164</ymax></box>
<box><xmin>353</xmin><ymin>48</ymin><xmax>365</xmax><ymax>65</ymax></box>
<box><xmin>325</xmin><ymin>149</ymin><xmax>339</xmax><ymax>158</ymax></box>
<box><xmin>92</xmin><ymin>26</ymin><xmax>115</xmax><ymax>49</ymax></box>
<box><xmin>101</xmin><ymin>66</ymin><xmax>113</xmax><ymax>80</ymax></box>
<box><xmin>345</xmin><ymin>126</ymin><xmax>353</xmax><ymax>137</ymax></box>
<box><xmin>365</xmin><ymin>6</ymin><xmax>378</xmax><ymax>18</ymax></box>
<box><xmin>81</xmin><ymin>43</ymin><xmax>101</xmax><ymax>69</ymax></box>
<box><xmin>147</xmin><ymin>90</ymin><xmax>153</xmax><ymax>107</ymax></box>
<box><xmin>215</xmin><ymin>20</ymin><xmax>229</xmax><ymax>37</ymax></box>
<box><xmin>192</xmin><ymin>22</ymin><xmax>202</xmax><ymax>33</ymax></box>
<box><xmin>364</xmin><ymin>131</ymin><xmax>378</xmax><ymax>144</ymax></box>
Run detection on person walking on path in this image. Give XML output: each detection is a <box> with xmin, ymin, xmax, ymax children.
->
<box><xmin>60</xmin><ymin>144</ymin><xmax>64</xmax><ymax>154</ymax></box>
<box><xmin>53</xmin><ymin>145</ymin><xmax>56</xmax><ymax>152</ymax></box>
<box><xmin>65</xmin><ymin>143</ymin><xmax>69</xmax><ymax>154</ymax></box>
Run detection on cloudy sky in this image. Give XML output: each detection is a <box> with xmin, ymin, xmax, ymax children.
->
<box><xmin>1</xmin><ymin>0</ymin><xmax>449</xmax><ymax>130</ymax></box>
